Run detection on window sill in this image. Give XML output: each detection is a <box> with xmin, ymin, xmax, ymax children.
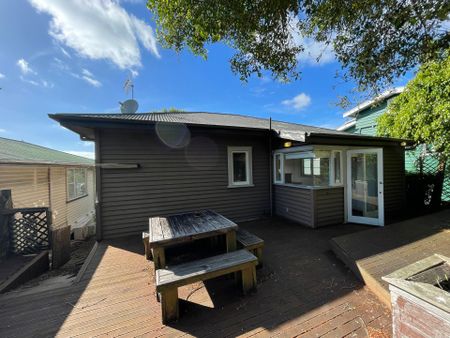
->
<box><xmin>67</xmin><ymin>194</ymin><xmax>88</xmax><ymax>203</ymax></box>
<box><xmin>273</xmin><ymin>183</ymin><xmax>344</xmax><ymax>190</ymax></box>
<box><xmin>227</xmin><ymin>184</ymin><xmax>255</xmax><ymax>189</ymax></box>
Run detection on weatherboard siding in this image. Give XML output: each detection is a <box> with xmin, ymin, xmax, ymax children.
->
<box><xmin>274</xmin><ymin>185</ymin><xmax>344</xmax><ymax>227</ymax></box>
<box><xmin>98</xmin><ymin>128</ymin><xmax>270</xmax><ymax>239</ymax></box>
<box><xmin>354</xmin><ymin>102</ymin><xmax>387</xmax><ymax>136</ymax></box>
<box><xmin>0</xmin><ymin>166</ymin><xmax>50</xmax><ymax>208</ymax></box>
<box><xmin>315</xmin><ymin>187</ymin><xmax>344</xmax><ymax>226</ymax></box>
<box><xmin>274</xmin><ymin>185</ymin><xmax>314</xmax><ymax>226</ymax></box>
<box><xmin>49</xmin><ymin>166</ymin><xmax>68</xmax><ymax>228</ymax></box>
<box><xmin>0</xmin><ymin>164</ymin><xmax>95</xmax><ymax>229</ymax></box>
<box><xmin>383</xmin><ymin>146</ymin><xmax>406</xmax><ymax>222</ymax></box>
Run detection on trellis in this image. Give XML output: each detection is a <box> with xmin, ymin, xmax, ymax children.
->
<box><xmin>8</xmin><ymin>207</ymin><xmax>51</xmax><ymax>255</ymax></box>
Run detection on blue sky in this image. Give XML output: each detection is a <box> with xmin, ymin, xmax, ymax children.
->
<box><xmin>0</xmin><ymin>0</ymin><xmax>411</xmax><ymax>159</ymax></box>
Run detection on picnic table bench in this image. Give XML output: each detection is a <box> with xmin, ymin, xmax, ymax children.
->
<box><xmin>156</xmin><ymin>249</ymin><xmax>257</xmax><ymax>323</ymax></box>
<box><xmin>237</xmin><ymin>228</ymin><xmax>264</xmax><ymax>266</ymax></box>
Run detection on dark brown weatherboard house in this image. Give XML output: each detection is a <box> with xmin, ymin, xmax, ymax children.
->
<box><xmin>50</xmin><ymin>112</ymin><xmax>408</xmax><ymax>240</ymax></box>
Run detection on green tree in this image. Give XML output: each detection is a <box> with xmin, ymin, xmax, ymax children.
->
<box><xmin>147</xmin><ymin>0</ymin><xmax>450</xmax><ymax>89</ymax></box>
<box><xmin>377</xmin><ymin>52</ymin><xmax>450</xmax><ymax>207</ymax></box>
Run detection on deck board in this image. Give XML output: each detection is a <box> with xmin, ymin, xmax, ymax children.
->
<box><xmin>330</xmin><ymin>209</ymin><xmax>450</xmax><ymax>306</ymax></box>
<box><xmin>0</xmin><ymin>218</ymin><xmax>391</xmax><ymax>337</ymax></box>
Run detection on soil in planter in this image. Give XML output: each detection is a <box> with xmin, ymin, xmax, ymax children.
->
<box><xmin>407</xmin><ymin>262</ymin><xmax>450</xmax><ymax>293</ymax></box>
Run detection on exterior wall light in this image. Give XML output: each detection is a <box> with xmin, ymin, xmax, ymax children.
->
<box><xmin>284</xmin><ymin>141</ymin><xmax>292</xmax><ymax>148</ymax></box>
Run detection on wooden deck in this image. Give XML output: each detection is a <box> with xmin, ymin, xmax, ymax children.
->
<box><xmin>330</xmin><ymin>210</ymin><xmax>450</xmax><ymax>306</ymax></box>
<box><xmin>0</xmin><ymin>218</ymin><xmax>391</xmax><ymax>337</ymax></box>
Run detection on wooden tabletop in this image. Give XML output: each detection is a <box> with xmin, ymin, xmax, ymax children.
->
<box><xmin>148</xmin><ymin>210</ymin><xmax>237</xmax><ymax>248</ymax></box>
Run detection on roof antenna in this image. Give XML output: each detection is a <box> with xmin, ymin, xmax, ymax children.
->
<box><xmin>119</xmin><ymin>72</ymin><xmax>139</xmax><ymax>114</ymax></box>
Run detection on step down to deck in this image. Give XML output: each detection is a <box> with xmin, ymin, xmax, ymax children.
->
<box><xmin>330</xmin><ymin>237</ymin><xmax>391</xmax><ymax>307</ymax></box>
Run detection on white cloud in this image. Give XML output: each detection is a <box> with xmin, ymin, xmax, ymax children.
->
<box><xmin>82</xmin><ymin>68</ymin><xmax>93</xmax><ymax>77</ymax></box>
<box><xmin>289</xmin><ymin>16</ymin><xmax>335</xmax><ymax>66</ymax></box>
<box><xmin>296</xmin><ymin>36</ymin><xmax>335</xmax><ymax>66</ymax></box>
<box><xmin>72</xmin><ymin>68</ymin><xmax>102</xmax><ymax>87</ymax></box>
<box><xmin>65</xmin><ymin>150</ymin><xmax>95</xmax><ymax>159</ymax></box>
<box><xmin>20</xmin><ymin>76</ymin><xmax>39</xmax><ymax>86</ymax></box>
<box><xmin>60</xmin><ymin>46</ymin><xmax>71</xmax><ymax>58</ymax></box>
<box><xmin>20</xmin><ymin>75</ymin><xmax>53</xmax><ymax>88</ymax></box>
<box><xmin>0</xmin><ymin>128</ymin><xmax>6</xmax><ymax>133</ymax></box>
<box><xmin>17</xmin><ymin>58</ymin><xmax>37</xmax><ymax>75</ymax></box>
<box><xmin>282</xmin><ymin>93</ymin><xmax>311</xmax><ymax>110</ymax></box>
<box><xmin>82</xmin><ymin>76</ymin><xmax>102</xmax><ymax>87</ymax></box>
<box><xmin>29</xmin><ymin>0</ymin><xmax>160</xmax><ymax>69</ymax></box>
<box><xmin>0</xmin><ymin>72</ymin><xmax>5</xmax><ymax>79</ymax></box>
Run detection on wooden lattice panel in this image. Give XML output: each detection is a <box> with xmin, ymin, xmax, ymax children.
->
<box><xmin>9</xmin><ymin>208</ymin><xmax>50</xmax><ymax>254</ymax></box>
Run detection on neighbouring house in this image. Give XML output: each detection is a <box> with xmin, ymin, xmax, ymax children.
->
<box><xmin>50</xmin><ymin>112</ymin><xmax>410</xmax><ymax>240</ymax></box>
<box><xmin>337</xmin><ymin>88</ymin><xmax>450</xmax><ymax>202</ymax></box>
<box><xmin>0</xmin><ymin>137</ymin><xmax>96</xmax><ymax>234</ymax></box>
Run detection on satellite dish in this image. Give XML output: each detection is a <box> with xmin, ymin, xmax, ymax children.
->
<box><xmin>120</xmin><ymin>99</ymin><xmax>139</xmax><ymax>114</ymax></box>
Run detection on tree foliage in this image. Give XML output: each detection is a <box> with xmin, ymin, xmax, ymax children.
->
<box><xmin>147</xmin><ymin>0</ymin><xmax>450</xmax><ymax>88</ymax></box>
<box><xmin>377</xmin><ymin>51</ymin><xmax>450</xmax><ymax>158</ymax></box>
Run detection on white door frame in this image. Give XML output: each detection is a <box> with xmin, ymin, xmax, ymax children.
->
<box><xmin>346</xmin><ymin>148</ymin><xmax>384</xmax><ymax>226</ymax></box>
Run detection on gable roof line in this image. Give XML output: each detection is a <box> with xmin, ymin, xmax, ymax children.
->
<box><xmin>342</xmin><ymin>87</ymin><xmax>404</xmax><ymax>118</ymax></box>
<box><xmin>336</xmin><ymin>119</ymin><xmax>356</xmax><ymax>131</ymax></box>
<box><xmin>0</xmin><ymin>136</ymin><xmax>94</xmax><ymax>166</ymax></box>
<box><xmin>49</xmin><ymin>111</ymin><xmax>410</xmax><ymax>144</ymax></box>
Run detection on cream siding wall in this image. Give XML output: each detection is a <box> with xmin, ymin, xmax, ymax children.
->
<box><xmin>49</xmin><ymin>167</ymin><xmax>68</xmax><ymax>228</ymax></box>
<box><xmin>0</xmin><ymin>164</ymin><xmax>95</xmax><ymax>229</ymax></box>
<box><xmin>67</xmin><ymin>168</ymin><xmax>95</xmax><ymax>227</ymax></box>
<box><xmin>0</xmin><ymin>166</ymin><xmax>49</xmax><ymax>208</ymax></box>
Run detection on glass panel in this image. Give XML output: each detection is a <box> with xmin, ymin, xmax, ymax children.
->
<box><xmin>313</xmin><ymin>158</ymin><xmax>329</xmax><ymax>186</ymax></box>
<box><xmin>275</xmin><ymin>154</ymin><xmax>282</xmax><ymax>182</ymax></box>
<box><xmin>334</xmin><ymin>152</ymin><xmax>341</xmax><ymax>184</ymax></box>
<box><xmin>233</xmin><ymin>152</ymin><xmax>247</xmax><ymax>182</ymax></box>
<box><xmin>68</xmin><ymin>183</ymin><xmax>75</xmax><ymax>200</ymax></box>
<box><xmin>351</xmin><ymin>153</ymin><xmax>378</xmax><ymax>218</ymax></box>
<box><xmin>313</xmin><ymin>158</ymin><xmax>321</xmax><ymax>175</ymax></box>
<box><xmin>67</xmin><ymin>169</ymin><xmax>74</xmax><ymax>184</ymax></box>
<box><xmin>303</xmin><ymin>159</ymin><xmax>311</xmax><ymax>175</ymax></box>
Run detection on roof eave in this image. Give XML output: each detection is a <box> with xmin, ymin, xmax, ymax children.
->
<box><xmin>336</xmin><ymin>120</ymin><xmax>356</xmax><ymax>131</ymax></box>
<box><xmin>307</xmin><ymin>132</ymin><xmax>413</xmax><ymax>146</ymax></box>
<box><xmin>342</xmin><ymin>87</ymin><xmax>405</xmax><ymax>118</ymax></box>
<box><xmin>0</xmin><ymin>160</ymin><xmax>94</xmax><ymax>167</ymax></box>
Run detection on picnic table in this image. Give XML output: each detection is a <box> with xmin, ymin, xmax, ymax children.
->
<box><xmin>148</xmin><ymin>210</ymin><xmax>238</xmax><ymax>270</ymax></box>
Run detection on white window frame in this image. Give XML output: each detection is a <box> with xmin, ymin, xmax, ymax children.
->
<box><xmin>227</xmin><ymin>146</ymin><xmax>253</xmax><ymax>188</ymax></box>
<box><xmin>67</xmin><ymin>168</ymin><xmax>88</xmax><ymax>201</ymax></box>
<box><xmin>330</xmin><ymin>150</ymin><xmax>344</xmax><ymax>186</ymax></box>
<box><xmin>273</xmin><ymin>153</ymin><xmax>284</xmax><ymax>184</ymax></box>
<box><xmin>302</xmin><ymin>158</ymin><xmax>312</xmax><ymax>176</ymax></box>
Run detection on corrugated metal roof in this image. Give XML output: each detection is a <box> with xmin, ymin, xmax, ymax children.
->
<box><xmin>0</xmin><ymin>137</ymin><xmax>94</xmax><ymax>166</ymax></box>
<box><xmin>50</xmin><ymin>111</ymin><xmax>353</xmax><ymax>142</ymax></box>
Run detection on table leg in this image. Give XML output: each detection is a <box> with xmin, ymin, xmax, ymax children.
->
<box><xmin>226</xmin><ymin>230</ymin><xmax>237</xmax><ymax>252</ymax></box>
<box><xmin>152</xmin><ymin>247</ymin><xmax>166</xmax><ymax>270</ymax></box>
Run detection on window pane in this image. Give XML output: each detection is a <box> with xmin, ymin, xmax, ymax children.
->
<box><xmin>275</xmin><ymin>154</ymin><xmax>281</xmax><ymax>181</ymax></box>
<box><xmin>67</xmin><ymin>169</ymin><xmax>74</xmax><ymax>184</ymax></box>
<box><xmin>68</xmin><ymin>183</ymin><xmax>75</xmax><ymax>200</ymax></box>
<box><xmin>334</xmin><ymin>153</ymin><xmax>341</xmax><ymax>184</ymax></box>
<box><xmin>284</xmin><ymin>158</ymin><xmax>313</xmax><ymax>185</ymax></box>
<box><xmin>313</xmin><ymin>158</ymin><xmax>330</xmax><ymax>186</ymax></box>
<box><xmin>313</xmin><ymin>158</ymin><xmax>321</xmax><ymax>175</ymax></box>
<box><xmin>233</xmin><ymin>152</ymin><xmax>247</xmax><ymax>182</ymax></box>
<box><xmin>303</xmin><ymin>159</ymin><xmax>311</xmax><ymax>175</ymax></box>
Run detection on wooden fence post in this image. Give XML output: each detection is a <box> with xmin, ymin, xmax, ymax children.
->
<box><xmin>0</xmin><ymin>190</ymin><xmax>13</xmax><ymax>259</ymax></box>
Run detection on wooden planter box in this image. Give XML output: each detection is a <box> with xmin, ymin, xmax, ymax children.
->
<box><xmin>383</xmin><ymin>254</ymin><xmax>450</xmax><ymax>337</ymax></box>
